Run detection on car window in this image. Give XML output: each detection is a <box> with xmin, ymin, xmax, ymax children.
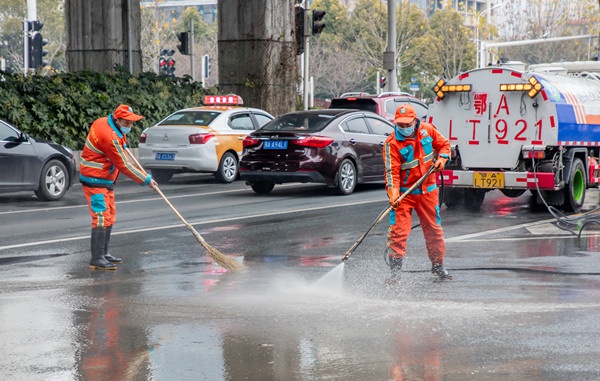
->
<box><xmin>159</xmin><ymin>111</ymin><xmax>220</xmax><ymax>126</ymax></box>
<box><xmin>229</xmin><ymin>113</ymin><xmax>254</xmax><ymax>130</ymax></box>
<box><xmin>385</xmin><ymin>99</ymin><xmax>428</xmax><ymax>120</ymax></box>
<box><xmin>0</xmin><ymin>121</ymin><xmax>20</xmax><ymax>142</ymax></box>
<box><xmin>330</xmin><ymin>98</ymin><xmax>377</xmax><ymax>113</ymax></box>
<box><xmin>365</xmin><ymin>117</ymin><xmax>394</xmax><ymax>136</ymax></box>
<box><xmin>341</xmin><ymin>117</ymin><xmax>370</xmax><ymax>134</ymax></box>
<box><xmin>262</xmin><ymin>114</ymin><xmax>334</xmax><ymax>132</ymax></box>
<box><xmin>253</xmin><ymin>113</ymin><xmax>273</xmax><ymax>128</ymax></box>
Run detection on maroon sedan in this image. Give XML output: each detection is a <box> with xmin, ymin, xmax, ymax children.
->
<box><xmin>239</xmin><ymin>109</ymin><xmax>394</xmax><ymax>195</ymax></box>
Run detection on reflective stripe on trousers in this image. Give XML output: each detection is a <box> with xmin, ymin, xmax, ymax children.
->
<box><xmin>386</xmin><ymin>188</ymin><xmax>445</xmax><ymax>265</ymax></box>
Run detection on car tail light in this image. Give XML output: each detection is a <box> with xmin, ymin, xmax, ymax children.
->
<box><xmin>243</xmin><ymin>136</ymin><xmax>260</xmax><ymax>148</ymax></box>
<box><xmin>293</xmin><ymin>136</ymin><xmax>334</xmax><ymax>148</ymax></box>
<box><xmin>189</xmin><ymin>133</ymin><xmax>215</xmax><ymax>144</ymax></box>
<box><xmin>139</xmin><ymin>133</ymin><xmax>147</xmax><ymax>143</ymax></box>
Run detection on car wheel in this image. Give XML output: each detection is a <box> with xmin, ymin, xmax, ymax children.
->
<box><xmin>564</xmin><ymin>158</ymin><xmax>586</xmax><ymax>212</ymax></box>
<box><xmin>215</xmin><ymin>152</ymin><xmax>238</xmax><ymax>183</ymax></box>
<box><xmin>335</xmin><ymin>159</ymin><xmax>356</xmax><ymax>195</ymax></box>
<box><xmin>34</xmin><ymin>159</ymin><xmax>69</xmax><ymax>201</ymax></box>
<box><xmin>151</xmin><ymin>169</ymin><xmax>174</xmax><ymax>183</ymax></box>
<box><xmin>251</xmin><ymin>182</ymin><xmax>275</xmax><ymax>194</ymax></box>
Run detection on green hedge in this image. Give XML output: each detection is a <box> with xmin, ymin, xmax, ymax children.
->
<box><xmin>0</xmin><ymin>67</ymin><xmax>208</xmax><ymax>149</ymax></box>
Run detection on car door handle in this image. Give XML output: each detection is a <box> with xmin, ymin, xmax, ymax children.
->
<box><xmin>349</xmin><ymin>139</ymin><xmax>357</xmax><ymax>145</ymax></box>
<box><xmin>379</xmin><ymin>141</ymin><xmax>384</xmax><ymax>146</ymax></box>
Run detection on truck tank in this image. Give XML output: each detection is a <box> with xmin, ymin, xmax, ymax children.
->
<box><xmin>427</xmin><ymin>62</ymin><xmax>600</xmax><ymax>212</ymax></box>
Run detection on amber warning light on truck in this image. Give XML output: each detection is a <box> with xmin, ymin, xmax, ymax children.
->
<box><xmin>499</xmin><ymin>76</ymin><xmax>543</xmax><ymax>98</ymax></box>
<box><xmin>432</xmin><ymin>78</ymin><xmax>472</xmax><ymax>99</ymax></box>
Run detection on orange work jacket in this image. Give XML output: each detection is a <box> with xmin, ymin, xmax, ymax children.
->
<box><xmin>383</xmin><ymin>120</ymin><xmax>450</xmax><ymax>194</ymax></box>
<box><xmin>79</xmin><ymin>115</ymin><xmax>151</xmax><ymax>187</ymax></box>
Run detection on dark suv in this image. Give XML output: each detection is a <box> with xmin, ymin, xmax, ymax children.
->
<box><xmin>329</xmin><ymin>92</ymin><xmax>428</xmax><ymax>122</ymax></box>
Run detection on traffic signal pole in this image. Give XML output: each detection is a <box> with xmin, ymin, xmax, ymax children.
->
<box><xmin>303</xmin><ymin>2</ymin><xmax>310</xmax><ymax>110</ymax></box>
<box><xmin>23</xmin><ymin>0</ymin><xmax>37</xmax><ymax>74</ymax></box>
<box><xmin>190</xmin><ymin>19</ymin><xmax>195</xmax><ymax>81</ymax></box>
<box><xmin>383</xmin><ymin>0</ymin><xmax>398</xmax><ymax>93</ymax></box>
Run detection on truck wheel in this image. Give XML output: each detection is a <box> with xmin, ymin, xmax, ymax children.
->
<box><xmin>564</xmin><ymin>158</ymin><xmax>586</xmax><ymax>212</ymax></box>
<box><xmin>441</xmin><ymin>188</ymin><xmax>464</xmax><ymax>209</ymax></box>
<box><xmin>464</xmin><ymin>189</ymin><xmax>486</xmax><ymax>211</ymax></box>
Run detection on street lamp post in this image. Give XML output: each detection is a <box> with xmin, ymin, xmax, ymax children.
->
<box><xmin>476</xmin><ymin>2</ymin><xmax>505</xmax><ymax>68</ymax></box>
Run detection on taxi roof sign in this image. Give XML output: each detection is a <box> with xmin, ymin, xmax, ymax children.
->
<box><xmin>203</xmin><ymin>94</ymin><xmax>244</xmax><ymax>105</ymax></box>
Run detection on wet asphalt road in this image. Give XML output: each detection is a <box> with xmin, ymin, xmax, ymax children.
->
<box><xmin>1</xmin><ymin>175</ymin><xmax>600</xmax><ymax>380</ymax></box>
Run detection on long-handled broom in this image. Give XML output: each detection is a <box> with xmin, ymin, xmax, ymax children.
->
<box><xmin>341</xmin><ymin>165</ymin><xmax>436</xmax><ymax>262</ymax></box>
<box><xmin>125</xmin><ymin>148</ymin><xmax>245</xmax><ymax>272</ymax></box>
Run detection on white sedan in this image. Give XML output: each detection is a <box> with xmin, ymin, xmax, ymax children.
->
<box><xmin>138</xmin><ymin>95</ymin><xmax>274</xmax><ymax>183</ymax></box>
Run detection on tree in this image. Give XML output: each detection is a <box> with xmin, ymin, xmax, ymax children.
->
<box><xmin>494</xmin><ymin>0</ymin><xmax>599</xmax><ymax>64</ymax></box>
<box><xmin>412</xmin><ymin>9</ymin><xmax>474</xmax><ymax>81</ymax></box>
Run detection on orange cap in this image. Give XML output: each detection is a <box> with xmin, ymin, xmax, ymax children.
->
<box><xmin>114</xmin><ymin>104</ymin><xmax>144</xmax><ymax>122</ymax></box>
<box><xmin>392</xmin><ymin>104</ymin><xmax>417</xmax><ymax>124</ymax></box>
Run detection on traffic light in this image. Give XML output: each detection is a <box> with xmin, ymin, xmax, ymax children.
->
<box><xmin>159</xmin><ymin>49</ymin><xmax>175</xmax><ymax>76</ymax></box>
<box><xmin>177</xmin><ymin>32</ymin><xmax>189</xmax><ymax>55</ymax></box>
<box><xmin>311</xmin><ymin>10</ymin><xmax>326</xmax><ymax>35</ymax></box>
<box><xmin>28</xmin><ymin>20</ymin><xmax>48</xmax><ymax>69</ymax></box>
<box><xmin>295</xmin><ymin>5</ymin><xmax>305</xmax><ymax>55</ymax></box>
<box><xmin>380</xmin><ymin>76</ymin><xmax>387</xmax><ymax>89</ymax></box>
<box><xmin>158</xmin><ymin>48</ymin><xmax>168</xmax><ymax>75</ymax></box>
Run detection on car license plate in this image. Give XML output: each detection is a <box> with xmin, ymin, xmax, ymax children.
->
<box><xmin>155</xmin><ymin>152</ymin><xmax>175</xmax><ymax>160</ymax></box>
<box><xmin>473</xmin><ymin>171</ymin><xmax>504</xmax><ymax>188</ymax></box>
<box><xmin>263</xmin><ymin>140</ymin><xmax>288</xmax><ymax>150</ymax></box>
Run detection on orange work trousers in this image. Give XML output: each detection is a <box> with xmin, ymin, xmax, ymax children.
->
<box><xmin>387</xmin><ymin>188</ymin><xmax>445</xmax><ymax>265</ymax></box>
<box><xmin>83</xmin><ymin>186</ymin><xmax>116</xmax><ymax>228</ymax></box>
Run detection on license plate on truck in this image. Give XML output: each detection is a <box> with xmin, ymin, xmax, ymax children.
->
<box><xmin>155</xmin><ymin>152</ymin><xmax>175</xmax><ymax>160</ymax></box>
<box><xmin>473</xmin><ymin>172</ymin><xmax>504</xmax><ymax>188</ymax></box>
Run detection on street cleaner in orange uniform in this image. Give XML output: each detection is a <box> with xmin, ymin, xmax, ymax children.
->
<box><xmin>382</xmin><ymin>104</ymin><xmax>451</xmax><ymax>283</ymax></box>
<box><xmin>80</xmin><ymin>105</ymin><xmax>157</xmax><ymax>270</ymax></box>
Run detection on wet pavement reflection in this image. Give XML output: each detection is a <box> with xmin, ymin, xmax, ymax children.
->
<box><xmin>2</xmin><ymin>189</ymin><xmax>600</xmax><ymax>380</ymax></box>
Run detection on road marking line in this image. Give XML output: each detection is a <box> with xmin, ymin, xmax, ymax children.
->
<box><xmin>0</xmin><ymin>198</ymin><xmax>387</xmax><ymax>251</ymax></box>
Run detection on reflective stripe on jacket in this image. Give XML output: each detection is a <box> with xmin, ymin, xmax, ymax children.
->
<box><xmin>80</xmin><ymin>115</ymin><xmax>151</xmax><ymax>186</ymax></box>
<box><xmin>383</xmin><ymin>121</ymin><xmax>450</xmax><ymax>195</ymax></box>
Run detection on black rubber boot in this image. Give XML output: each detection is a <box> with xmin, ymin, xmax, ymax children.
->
<box><xmin>385</xmin><ymin>256</ymin><xmax>404</xmax><ymax>285</ymax></box>
<box><xmin>431</xmin><ymin>263</ymin><xmax>452</xmax><ymax>280</ymax></box>
<box><xmin>89</xmin><ymin>227</ymin><xmax>117</xmax><ymax>270</ymax></box>
<box><xmin>103</xmin><ymin>226</ymin><xmax>122</xmax><ymax>264</ymax></box>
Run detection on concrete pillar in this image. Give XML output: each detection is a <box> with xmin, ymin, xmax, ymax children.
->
<box><xmin>65</xmin><ymin>0</ymin><xmax>142</xmax><ymax>73</ymax></box>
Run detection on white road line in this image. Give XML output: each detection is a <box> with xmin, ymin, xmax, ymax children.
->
<box><xmin>445</xmin><ymin>217</ymin><xmax>571</xmax><ymax>243</ymax></box>
<box><xmin>0</xmin><ymin>198</ymin><xmax>387</xmax><ymax>251</ymax></box>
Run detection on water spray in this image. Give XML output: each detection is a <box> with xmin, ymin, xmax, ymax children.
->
<box><xmin>341</xmin><ymin>166</ymin><xmax>436</xmax><ymax>262</ymax></box>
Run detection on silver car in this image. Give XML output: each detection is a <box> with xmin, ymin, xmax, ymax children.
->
<box><xmin>138</xmin><ymin>96</ymin><xmax>274</xmax><ymax>183</ymax></box>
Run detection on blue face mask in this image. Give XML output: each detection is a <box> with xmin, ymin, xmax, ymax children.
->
<box><xmin>120</xmin><ymin>126</ymin><xmax>131</xmax><ymax>134</ymax></box>
<box><xmin>396</xmin><ymin>125</ymin><xmax>414</xmax><ymax>137</ymax></box>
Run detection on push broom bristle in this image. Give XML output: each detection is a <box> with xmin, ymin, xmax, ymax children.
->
<box><xmin>191</xmin><ymin>228</ymin><xmax>245</xmax><ymax>272</ymax></box>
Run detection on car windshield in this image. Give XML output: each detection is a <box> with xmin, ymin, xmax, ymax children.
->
<box><xmin>261</xmin><ymin>114</ymin><xmax>335</xmax><ymax>132</ymax></box>
<box><xmin>159</xmin><ymin>111</ymin><xmax>221</xmax><ymax>126</ymax></box>
<box><xmin>329</xmin><ymin>98</ymin><xmax>377</xmax><ymax>113</ymax></box>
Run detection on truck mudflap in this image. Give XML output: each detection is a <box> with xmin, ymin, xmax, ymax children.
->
<box><xmin>436</xmin><ymin>170</ymin><xmax>558</xmax><ymax>190</ymax></box>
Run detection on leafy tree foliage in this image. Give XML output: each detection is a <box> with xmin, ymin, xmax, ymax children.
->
<box><xmin>0</xmin><ymin>67</ymin><xmax>206</xmax><ymax>149</ymax></box>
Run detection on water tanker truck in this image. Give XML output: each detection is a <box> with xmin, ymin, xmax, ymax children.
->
<box><xmin>427</xmin><ymin>61</ymin><xmax>600</xmax><ymax>212</ymax></box>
